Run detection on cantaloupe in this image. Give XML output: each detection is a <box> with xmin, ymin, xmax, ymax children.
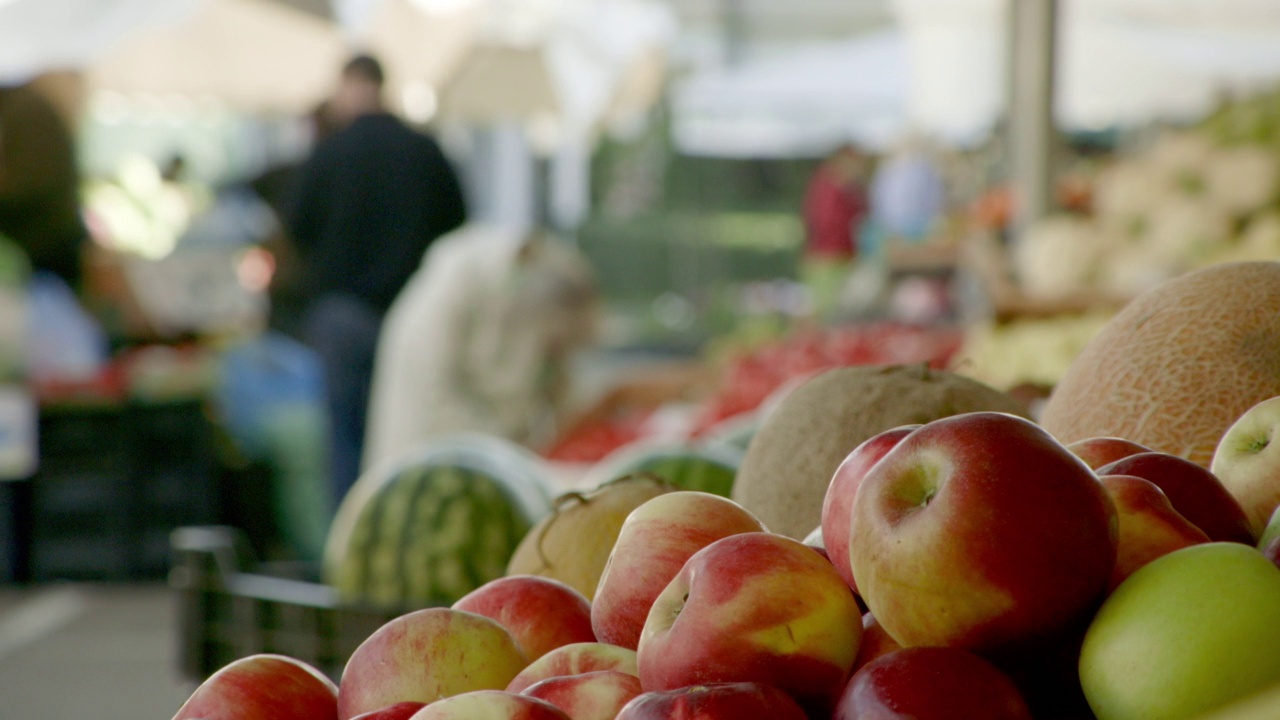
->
<box><xmin>1041</xmin><ymin>262</ymin><xmax>1280</xmax><ymax>467</ymax></box>
<box><xmin>506</xmin><ymin>475</ymin><xmax>676</xmax><ymax>599</ymax></box>
<box><xmin>730</xmin><ymin>364</ymin><xmax>1030</xmax><ymax>540</ymax></box>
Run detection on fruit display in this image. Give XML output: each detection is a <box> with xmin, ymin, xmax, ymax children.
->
<box><xmin>583</xmin><ymin>442</ymin><xmax>743</xmax><ymax>498</ymax></box>
<box><xmin>1011</xmin><ymin>127</ymin><xmax>1280</xmax><ymax>303</ymax></box>
<box><xmin>174</xmin><ymin>263</ymin><xmax>1280</xmax><ymax>720</ymax></box>
<box><xmin>732</xmin><ymin>364</ymin><xmax>1030</xmax><ymax>539</ymax></box>
<box><xmin>505</xmin><ymin>475</ymin><xmax>676</xmax><ymax>600</ymax></box>
<box><xmin>1042</xmin><ymin>262</ymin><xmax>1280</xmax><ymax>468</ymax></box>
<box><xmin>323</xmin><ymin>438</ymin><xmax>556</xmax><ymax>607</ymax></box>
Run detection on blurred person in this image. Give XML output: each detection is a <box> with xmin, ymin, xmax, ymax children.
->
<box><xmin>0</xmin><ymin>80</ymin><xmax>88</xmax><ymax>291</ymax></box>
<box><xmin>868</xmin><ymin>134</ymin><xmax>946</xmax><ymax>246</ymax></box>
<box><xmin>285</xmin><ymin>53</ymin><xmax>467</xmax><ymax>506</ymax></box>
<box><xmin>363</xmin><ymin>225</ymin><xmax>599</xmax><ymax>474</ymax></box>
<box><xmin>801</xmin><ymin>143</ymin><xmax>869</xmax><ymax>320</ymax></box>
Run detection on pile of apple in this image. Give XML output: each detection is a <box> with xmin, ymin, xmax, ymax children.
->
<box><xmin>173</xmin><ymin>404</ymin><xmax>1280</xmax><ymax>720</ymax></box>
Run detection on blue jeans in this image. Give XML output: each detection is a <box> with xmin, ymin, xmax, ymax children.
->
<box><xmin>302</xmin><ymin>294</ymin><xmax>383</xmax><ymax>509</ymax></box>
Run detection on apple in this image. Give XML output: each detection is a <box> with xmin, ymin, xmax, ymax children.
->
<box><xmin>1191</xmin><ymin>682</ymin><xmax>1280</xmax><ymax>720</ymax></box>
<box><xmin>1066</xmin><ymin>437</ymin><xmax>1153</xmax><ymax>470</ymax></box>
<box><xmin>520</xmin><ymin>671</ymin><xmax>642</xmax><ymax>720</ymax></box>
<box><xmin>351</xmin><ymin>703</ymin><xmax>427</xmax><ymax>720</ymax></box>
<box><xmin>1079</xmin><ymin>543</ymin><xmax>1280</xmax><ymax>720</ymax></box>
<box><xmin>849</xmin><ymin>412</ymin><xmax>1118</xmax><ymax>655</ymax></box>
<box><xmin>506</xmin><ymin>642</ymin><xmax>637</xmax><ymax>694</ymax></box>
<box><xmin>407</xmin><ymin>691</ymin><xmax>570</xmax><ymax>720</ymax></box>
<box><xmin>173</xmin><ymin>654</ymin><xmax>338</xmax><ymax>720</ymax></box>
<box><xmin>591</xmin><ymin>491</ymin><xmax>766</xmax><ymax>650</ymax></box>
<box><xmin>614</xmin><ymin>683</ymin><xmax>808</xmax><ymax>720</ymax></box>
<box><xmin>1263</xmin><ymin>537</ymin><xmax>1280</xmax><ymax>569</ymax></box>
<box><xmin>835</xmin><ymin>647</ymin><xmax>1033</xmax><ymax>720</ymax></box>
<box><xmin>338</xmin><ymin>608</ymin><xmax>529</xmax><ymax>720</ymax></box>
<box><xmin>1099</xmin><ymin>474</ymin><xmax>1210</xmax><ymax>590</ymax></box>
<box><xmin>1212</xmin><ymin>396</ymin><xmax>1280</xmax><ymax>538</ymax></box>
<box><xmin>821</xmin><ymin>425</ymin><xmax>919</xmax><ymax>593</ymax></box>
<box><xmin>637</xmin><ymin>532</ymin><xmax>862</xmax><ymax>717</ymax></box>
<box><xmin>453</xmin><ymin>576</ymin><xmax>596</xmax><ymax>662</ymax></box>
<box><xmin>851</xmin><ymin>613</ymin><xmax>902</xmax><ymax>674</ymax></box>
<box><xmin>1260</xmin><ymin>504</ymin><xmax>1280</xmax><ymax>551</ymax></box>
<box><xmin>1097</xmin><ymin>452</ymin><xmax>1254</xmax><ymax>545</ymax></box>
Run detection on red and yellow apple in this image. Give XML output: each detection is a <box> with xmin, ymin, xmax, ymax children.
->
<box><xmin>1211</xmin><ymin>396</ymin><xmax>1280</xmax><ymax>538</ymax></box>
<box><xmin>173</xmin><ymin>654</ymin><xmax>338</xmax><ymax>720</ymax></box>
<box><xmin>1100</xmin><ymin>474</ymin><xmax>1211</xmax><ymax>590</ymax></box>
<box><xmin>851</xmin><ymin>613</ymin><xmax>902</xmax><ymax>674</ymax></box>
<box><xmin>505</xmin><ymin>643</ymin><xmax>637</xmax><ymax>695</ymax></box>
<box><xmin>821</xmin><ymin>425</ymin><xmax>918</xmax><ymax>593</ymax></box>
<box><xmin>849</xmin><ymin>412</ymin><xmax>1118</xmax><ymax>654</ymax></box>
<box><xmin>1097</xmin><ymin>452</ymin><xmax>1253</xmax><ymax>544</ymax></box>
<box><xmin>614</xmin><ymin>683</ymin><xmax>808</xmax><ymax>720</ymax></box>
<box><xmin>835</xmin><ymin>647</ymin><xmax>1033</xmax><ymax>720</ymax></box>
<box><xmin>591</xmin><ymin>491</ymin><xmax>766</xmax><ymax>650</ymax></box>
<box><xmin>1066</xmin><ymin>437</ymin><xmax>1153</xmax><ymax>470</ymax></box>
<box><xmin>350</xmin><ymin>702</ymin><xmax>426</xmax><ymax>720</ymax></box>
<box><xmin>453</xmin><ymin>576</ymin><xmax>595</xmax><ymax>662</ymax></box>
<box><xmin>636</xmin><ymin>532</ymin><xmax>862</xmax><ymax>717</ymax></box>
<box><xmin>520</xmin><ymin>671</ymin><xmax>642</xmax><ymax>720</ymax></box>
<box><xmin>338</xmin><ymin>609</ymin><xmax>528</xmax><ymax>720</ymax></box>
<box><xmin>407</xmin><ymin>691</ymin><xmax>570</xmax><ymax>720</ymax></box>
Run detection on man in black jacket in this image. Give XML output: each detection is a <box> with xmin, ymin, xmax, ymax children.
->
<box><xmin>286</xmin><ymin>54</ymin><xmax>467</xmax><ymax>507</ymax></box>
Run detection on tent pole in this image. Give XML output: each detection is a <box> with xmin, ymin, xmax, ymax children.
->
<box><xmin>1007</xmin><ymin>0</ymin><xmax>1058</xmax><ymax>244</ymax></box>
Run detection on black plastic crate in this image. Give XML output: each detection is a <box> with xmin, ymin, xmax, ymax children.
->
<box><xmin>25</xmin><ymin>399</ymin><xmax>222</xmax><ymax>581</ymax></box>
<box><xmin>172</xmin><ymin>526</ymin><xmax>407</xmax><ymax>683</ymax></box>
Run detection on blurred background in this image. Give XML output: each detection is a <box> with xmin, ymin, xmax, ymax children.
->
<box><xmin>2</xmin><ymin>0</ymin><xmax>1280</xmax><ymax>715</ymax></box>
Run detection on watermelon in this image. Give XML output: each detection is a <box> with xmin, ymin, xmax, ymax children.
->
<box><xmin>585</xmin><ymin>441</ymin><xmax>744</xmax><ymax>498</ymax></box>
<box><xmin>323</xmin><ymin>435</ymin><xmax>555</xmax><ymax>608</ymax></box>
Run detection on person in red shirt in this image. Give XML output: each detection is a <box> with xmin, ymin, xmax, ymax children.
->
<box><xmin>802</xmin><ymin>144</ymin><xmax>869</xmax><ymax>319</ymax></box>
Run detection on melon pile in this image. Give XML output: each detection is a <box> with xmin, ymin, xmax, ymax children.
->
<box><xmin>1041</xmin><ymin>262</ymin><xmax>1280</xmax><ymax>468</ymax></box>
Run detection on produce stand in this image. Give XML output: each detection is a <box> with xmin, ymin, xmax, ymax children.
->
<box><xmin>170</xmin><ymin>525</ymin><xmax>405</xmax><ymax>684</ymax></box>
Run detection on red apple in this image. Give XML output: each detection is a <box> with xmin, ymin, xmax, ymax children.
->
<box><xmin>852</xmin><ymin>613</ymin><xmax>902</xmax><ymax>674</ymax></box>
<box><xmin>407</xmin><ymin>691</ymin><xmax>569</xmax><ymax>720</ymax></box>
<box><xmin>591</xmin><ymin>491</ymin><xmax>766</xmax><ymax>650</ymax></box>
<box><xmin>1066</xmin><ymin>437</ymin><xmax>1153</xmax><ymax>470</ymax></box>
<box><xmin>173</xmin><ymin>654</ymin><xmax>338</xmax><ymax>720</ymax></box>
<box><xmin>453</xmin><ymin>576</ymin><xmax>596</xmax><ymax>662</ymax></box>
<box><xmin>637</xmin><ymin>532</ymin><xmax>862</xmax><ymax>717</ymax></box>
<box><xmin>849</xmin><ymin>412</ymin><xmax>1118</xmax><ymax>654</ymax></box>
<box><xmin>338</xmin><ymin>609</ymin><xmax>528</xmax><ymax>720</ymax></box>
<box><xmin>506</xmin><ymin>642</ymin><xmax>637</xmax><ymax>694</ymax></box>
<box><xmin>521</xmin><ymin>671</ymin><xmax>642</xmax><ymax>720</ymax></box>
<box><xmin>350</xmin><ymin>702</ymin><xmax>426</xmax><ymax>720</ymax></box>
<box><xmin>614</xmin><ymin>683</ymin><xmax>808</xmax><ymax>720</ymax></box>
<box><xmin>835</xmin><ymin>647</ymin><xmax>1033</xmax><ymax>720</ymax></box>
<box><xmin>1098</xmin><ymin>452</ymin><xmax>1254</xmax><ymax>544</ymax></box>
<box><xmin>822</xmin><ymin>425</ymin><xmax>919</xmax><ymax>594</ymax></box>
<box><xmin>1100</xmin><ymin>474</ymin><xmax>1211</xmax><ymax>590</ymax></box>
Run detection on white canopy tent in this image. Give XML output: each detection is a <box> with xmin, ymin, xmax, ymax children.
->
<box><xmin>671</xmin><ymin>0</ymin><xmax>1280</xmax><ymax>158</ymax></box>
<box><xmin>87</xmin><ymin>0</ymin><xmax>349</xmax><ymax>115</ymax></box>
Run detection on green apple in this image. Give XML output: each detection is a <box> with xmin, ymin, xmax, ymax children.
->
<box><xmin>1211</xmin><ymin>396</ymin><xmax>1280</xmax><ymax>537</ymax></box>
<box><xmin>1191</xmin><ymin>682</ymin><xmax>1280</xmax><ymax>720</ymax></box>
<box><xmin>1260</xmin><ymin>505</ymin><xmax>1280</xmax><ymax>552</ymax></box>
<box><xmin>1079</xmin><ymin>543</ymin><xmax>1280</xmax><ymax>720</ymax></box>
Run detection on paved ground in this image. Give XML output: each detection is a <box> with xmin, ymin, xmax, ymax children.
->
<box><xmin>0</xmin><ymin>583</ymin><xmax>194</xmax><ymax>718</ymax></box>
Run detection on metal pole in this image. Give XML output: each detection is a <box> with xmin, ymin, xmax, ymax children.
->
<box><xmin>1007</xmin><ymin>0</ymin><xmax>1058</xmax><ymax>244</ymax></box>
<box><xmin>721</xmin><ymin>0</ymin><xmax>748</xmax><ymax>67</ymax></box>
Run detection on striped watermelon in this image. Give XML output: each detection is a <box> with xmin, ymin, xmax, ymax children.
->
<box><xmin>323</xmin><ymin>435</ymin><xmax>555</xmax><ymax>608</ymax></box>
<box><xmin>585</xmin><ymin>441</ymin><xmax>744</xmax><ymax>498</ymax></box>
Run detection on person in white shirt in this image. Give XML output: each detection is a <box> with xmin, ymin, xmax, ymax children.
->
<box><xmin>362</xmin><ymin>224</ymin><xmax>599</xmax><ymax>475</ymax></box>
